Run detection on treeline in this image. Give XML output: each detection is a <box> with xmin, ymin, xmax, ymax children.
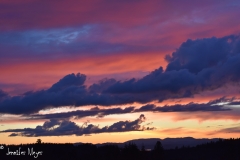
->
<box><xmin>0</xmin><ymin>141</ymin><xmax>163</xmax><ymax>160</ymax></box>
<box><xmin>165</xmin><ymin>138</ymin><xmax>240</xmax><ymax>160</ymax></box>
<box><xmin>0</xmin><ymin>138</ymin><xmax>240</xmax><ymax>160</ymax></box>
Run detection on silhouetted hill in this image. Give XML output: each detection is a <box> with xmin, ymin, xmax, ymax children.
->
<box><xmin>76</xmin><ymin>137</ymin><xmax>219</xmax><ymax>150</ymax></box>
<box><xmin>161</xmin><ymin>137</ymin><xmax>219</xmax><ymax>149</ymax></box>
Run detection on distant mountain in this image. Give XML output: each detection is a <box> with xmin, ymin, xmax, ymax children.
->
<box><xmin>122</xmin><ymin>137</ymin><xmax>220</xmax><ymax>150</ymax></box>
<box><xmin>75</xmin><ymin>137</ymin><xmax>220</xmax><ymax>150</ymax></box>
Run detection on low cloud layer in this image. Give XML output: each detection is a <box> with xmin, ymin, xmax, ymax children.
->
<box><xmin>0</xmin><ymin>114</ymin><xmax>154</xmax><ymax>137</ymax></box>
<box><xmin>0</xmin><ymin>35</ymin><xmax>240</xmax><ymax>114</ymax></box>
<box><xmin>31</xmin><ymin>106</ymin><xmax>135</xmax><ymax>120</ymax></box>
<box><xmin>217</xmin><ymin>126</ymin><xmax>240</xmax><ymax>134</ymax></box>
<box><xmin>30</xmin><ymin>97</ymin><xmax>231</xmax><ymax>120</ymax></box>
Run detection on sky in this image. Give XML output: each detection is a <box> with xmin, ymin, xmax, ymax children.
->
<box><xmin>1</xmin><ymin>0</ymin><xmax>240</xmax><ymax>145</ymax></box>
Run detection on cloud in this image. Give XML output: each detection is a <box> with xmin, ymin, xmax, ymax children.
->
<box><xmin>105</xmin><ymin>35</ymin><xmax>240</xmax><ymax>97</ymax></box>
<box><xmin>0</xmin><ymin>73</ymin><xmax>88</xmax><ymax>114</ymax></box>
<box><xmin>218</xmin><ymin>126</ymin><xmax>240</xmax><ymax>133</ymax></box>
<box><xmin>165</xmin><ymin>35</ymin><xmax>240</xmax><ymax>73</ymax></box>
<box><xmin>159</xmin><ymin>127</ymin><xmax>184</xmax><ymax>134</ymax></box>
<box><xmin>0</xmin><ymin>0</ymin><xmax>239</xmax><ymax>31</ymax></box>
<box><xmin>207</xmin><ymin>125</ymin><xmax>240</xmax><ymax>135</ymax></box>
<box><xmin>31</xmin><ymin>107</ymin><xmax>135</xmax><ymax>120</ymax></box>
<box><xmin>0</xmin><ymin>28</ymin><xmax>156</xmax><ymax>60</ymax></box>
<box><xmin>156</xmin><ymin>127</ymin><xmax>196</xmax><ymax>135</ymax></box>
<box><xmin>228</xmin><ymin>101</ymin><xmax>240</xmax><ymax>105</ymax></box>
<box><xmin>29</xmin><ymin>98</ymin><xmax>231</xmax><ymax>120</ymax></box>
<box><xmin>0</xmin><ymin>114</ymin><xmax>152</xmax><ymax>137</ymax></box>
<box><xmin>89</xmin><ymin>78</ymin><xmax>117</xmax><ymax>93</ymax></box>
<box><xmin>0</xmin><ymin>35</ymin><xmax>240</xmax><ymax>114</ymax></box>
<box><xmin>48</xmin><ymin>73</ymin><xmax>86</xmax><ymax>92</ymax></box>
<box><xmin>136</xmin><ymin>102</ymin><xmax>230</xmax><ymax>113</ymax></box>
<box><xmin>1</xmin><ymin>1</ymin><xmax>240</xmax><ymax>106</ymax></box>
<box><xmin>1</xmin><ymin>0</ymin><xmax>239</xmax><ymax>66</ymax></box>
<box><xmin>136</xmin><ymin>97</ymin><xmax>232</xmax><ymax>113</ymax></box>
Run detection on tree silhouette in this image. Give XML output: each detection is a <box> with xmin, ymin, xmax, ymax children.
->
<box><xmin>154</xmin><ymin>141</ymin><xmax>163</xmax><ymax>151</ymax></box>
<box><xmin>153</xmin><ymin>141</ymin><xmax>164</xmax><ymax>160</ymax></box>
<box><xmin>122</xmin><ymin>142</ymin><xmax>140</xmax><ymax>159</ymax></box>
<box><xmin>141</xmin><ymin>143</ymin><xmax>146</xmax><ymax>152</ymax></box>
<box><xmin>36</xmin><ymin>139</ymin><xmax>42</xmax><ymax>144</ymax></box>
<box><xmin>98</xmin><ymin>145</ymin><xmax>120</xmax><ymax>160</ymax></box>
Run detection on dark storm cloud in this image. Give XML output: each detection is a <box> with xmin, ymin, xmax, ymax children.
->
<box><xmin>0</xmin><ymin>35</ymin><xmax>240</xmax><ymax>114</ymax></box>
<box><xmin>105</xmin><ymin>35</ymin><xmax>240</xmax><ymax>96</ymax></box>
<box><xmin>1</xmin><ymin>114</ymin><xmax>152</xmax><ymax>137</ymax></box>
<box><xmin>89</xmin><ymin>78</ymin><xmax>117</xmax><ymax>93</ymax></box>
<box><xmin>0</xmin><ymin>73</ymin><xmax>88</xmax><ymax>114</ymax></box>
<box><xmin>105</xmin><ymin>67</ymin><xmax>196</xmax><ymax>94</ymax></box>
<box><xmin>165</xmin><ymin>35</ymin><xmax>240</xmax><ymax>73</ymax></box>
<box><xmin>48</xmin><ymin>73</ymin><xmax>86</xmax><ymax>92</ymax></box>
<box><xmin>0</xmin><ymin>74</ymin><xmax>164</xmax><ymax>114</ymax></box>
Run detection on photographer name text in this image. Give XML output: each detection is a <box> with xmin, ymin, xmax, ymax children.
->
<box><xmin>0</xmin><ymin>145</ymin><xmax>42</xmax><ymax>158</ymax></box>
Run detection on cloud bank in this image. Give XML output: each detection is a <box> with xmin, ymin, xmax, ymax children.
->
<box><xmin>0</xmin><ymin>114</ymin><xmax>154</xmax><ymax>137</ymax></box>
<box><xmin>0</xmin><ymin>35</ymin><xmax>240</xmax><ymax>114</ymax></box>
<box><xmin>30</xmin><ymin>98</ymin><xmax>231</xmax><ymax>120</ymax></box>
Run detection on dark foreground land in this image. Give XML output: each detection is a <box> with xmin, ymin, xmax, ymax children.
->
<box><xmin>1</xmin><ymin>138</ymin><xmax>240</xmax><ymax>160</ymax></box>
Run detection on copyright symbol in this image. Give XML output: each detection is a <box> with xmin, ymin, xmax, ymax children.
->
<box><xmin>0</xmin><ymin>145</ymin><xmax>4</xmax><ymax>149</ymax></box>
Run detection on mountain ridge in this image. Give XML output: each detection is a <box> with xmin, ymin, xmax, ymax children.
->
<box><xmin>74</xmin><ymin>137</ymin><xmax>220</xmax><ymax>150</ymax></box>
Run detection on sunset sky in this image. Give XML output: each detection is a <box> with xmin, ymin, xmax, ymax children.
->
<box><xmin>1</xmin><ymin>0</ymin><xmax>240</xmax><ymax>145</ymax></box>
